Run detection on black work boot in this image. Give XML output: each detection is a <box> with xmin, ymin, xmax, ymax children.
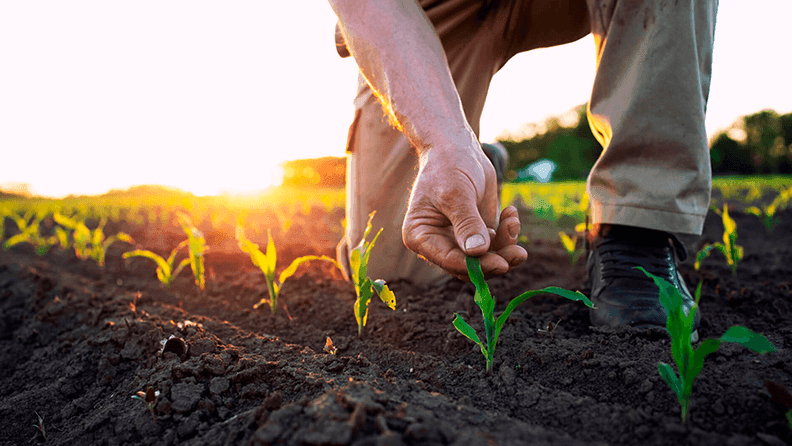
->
<box><xmin>586</xmin><ymin>224</ymin><xmax>700</xmax><ymax>342</ymax></box>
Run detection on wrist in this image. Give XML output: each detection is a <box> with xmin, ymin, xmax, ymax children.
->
<box><xmin>416</xmin><ymin>128</ymin><xmax>481</xmax><ymax>164</ymax></box>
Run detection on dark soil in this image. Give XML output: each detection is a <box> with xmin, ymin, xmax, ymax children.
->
<box><xmin>1</xmin><ymin>201</ymin><xmax>791</xmax><ymax>446</ymax></box>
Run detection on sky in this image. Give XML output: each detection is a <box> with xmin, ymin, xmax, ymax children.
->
<box><xmin>2</xmin><ymin>2</ymin><xmax>791</xmax><ymax>198</ymax></box>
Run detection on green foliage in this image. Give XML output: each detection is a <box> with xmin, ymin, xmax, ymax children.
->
<box><xmin>349</xmin><ymin>212</ymin><xmax>396</xmax><ymax>337</ymax></box>
<box><xmin>236</xmin><ymin>225</ymin><xmax>343</xmax><ymax>315</ymax></box>
<box><xmin>454</xmin><ymin>256</ymin><xmax>594</xmax><ymax>373</ymax></box>
<box><xmin>498</xmin><ymin>104</ymin><xmax>602</xmax><ymax>181</ymax></box>
<box><xmin>123</xmin><ymin>241</ymin><xmax>190</xmax><ymax>288</ymax></box>
<box><xmin>697</xmin><ymin>204</ymin><xmax>743</xmax><ymax>276</ymax></box>
<box><xmin>709</xmin><ymin>110</ymin><xmax>792</xmax><ymax>175</ymax></box>
<box><xmin>558</xmin><ymin>231</ymin><xmax>584</xmax><ymax>265</ymax></box>
<box><xmin>637</xmin><ymin>267</ymin><xmax>775</xmax><ymax>423</ymax></box>
<box><xmin>745</xmin><ymin>185</ymin><xmax>792</xmax><ymax>231</ymax></box>
<box><xmin>2</xmin><ymin>210</ymin><xmax>56</xmax><ymax>255</ymax></box>
<box><xmin>0</xmin><ymin>206</ymin><xmax>9</xmax><ymax>241</ymax></box>
<box><xmin>177</xmin><ymin>213</ymin><xmax>206</xmax><ymax>291</ymax></box>
<box><xmin>53</xmin><ymin>213</ymin><xmax>133</xmax><ymax>266</ymax></box>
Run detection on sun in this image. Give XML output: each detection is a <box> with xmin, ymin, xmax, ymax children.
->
<box><xmin>177</xmin><ymin>164</ymin><xmax>285</xmax><ymax>197</ymax></box>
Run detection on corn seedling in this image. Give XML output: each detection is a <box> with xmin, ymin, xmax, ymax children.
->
<box><xmin>53</xmin><ymin>213</ymin><xmax>133</xmax><ymax>266</ymax></box>
<box><xmin>32</xmin><ymin>411</ymin><xmax>46</xmax><ymax>441</ymax></box>
<box><xmin>745</xmin><ymin>204</ymin><xmax>780</xmax><ymax>231</ymax></box>
<box><xmin>177</xmin><ymin>213</ymin><xmax>206</xmax><ymax>291</ymax></box>
<box><xmin>88</xmin><ymin>219</ymin><xmax>134</xmax><ymax>267</ymax></box>
<box><xmin>638</xmin><ymin>267</ymin><xmax>775</xmax><ymax>423</ymax></box>
<box><xmin>132</xmin><ymin>386</ymin><xmax>159</xmax><ymax>421</ymax></box>
<box><xmin>697</xmin><ymin>204</ymin><xmax>743</xmax><ymax>276</ymax></box>
<box><xmin>3</xmin><ymin>211</ymin><xmax>56</xmax><ymax>255</ymax></box>
<box><xmin>123</xmin><ymin>241</ymin><xmax>190</xmax><ymax>288</ymax></box>
<box><xmin>0</xmin><ymin>206</ymin><xmax>9</xmax><ymax>241</ymax></box>
<box><xmin>454</xmin><ymin>256</ymin><xmax>594</xmax><ymax>373</ymax></box>
<box><xmin>558</xmin><ymin>231</ymin><xmax>584</xmax><ymax>265</ymax></box>
<box><xmin>54</xmin><ymin>226</ymin><xmax>70</xmax><ymax>250</ymax></box>
<box><xmin>745</xmin><ymin>185</ymin><xmax>792</xmax><ymax>231</ymax></box>
<box><xmin>349</xmin><ymin>211</ymin><xmax>396</xmax><ymax>337</ymax></box>
<box><xmin>236</xmin><ymin>225</ymin><xmax>343</xmax><ymax>315</ymax></box>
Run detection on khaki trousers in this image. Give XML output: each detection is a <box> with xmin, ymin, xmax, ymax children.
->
<box><xmin>338</xmin><ymin>0</ymin><xmax>718</xmax><ymax>286</ymax></box>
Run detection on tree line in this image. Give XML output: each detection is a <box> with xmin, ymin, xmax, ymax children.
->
<box><xmin>281</xmin><ymin>106</ymin><xmax>792</xmax><ymax>187</ymax></box>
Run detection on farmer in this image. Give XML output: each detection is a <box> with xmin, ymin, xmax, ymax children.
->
<box><xmin>329</xmin><ymin>0</ymin><xmax>717</xmax><ymax>338</ymax></box>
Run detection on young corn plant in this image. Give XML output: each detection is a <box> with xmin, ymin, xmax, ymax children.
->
<box><xmin>745</xmin><ymin>185</ymin><xmax>792</xmax><ymax>231</ymax></box>
<box><xmin>3</xmin><ymin>211</ymin><xmax>56</xmax><ymax>255</ymax></box>
<box><xmin>236</xmin><ymin>225</ymin><xmax>343</xmax><ymax>315</ymax></box>
<box><xmin>349</xmin><ymin>211</ymin><xmax>396</xmax><ymax>337</ymax></box>
<box><xmin>53</xmin><ymin>213</ymin><xmax>133</xmax><ymax>266</ymax></box>
<box><xmin>558</xmin><ymin>231</ymin><xmax>584</xmax><ymax>265</ymax></box>
<box><xmin>454</xmin><ymin>256</ymin><xmax>595</xmax><ymax>373</ymax></box>
<box><xmin>123</xmin><ymin>241</ymin><xmax>190</xmax><ymax>288</ymax></box>
<box><xmin>88</xmin><ymin>219</ymin><xmax>134</xmax><ymax>267</ymax></box>
<box><xmin>697</xmin><ymin>204</ymin><xmax>743</xmax><ymax>276</ymax></box>
<box><xmin>638</xmin><ymin>267</ymin><xmax>775</xmax><ymax>423</ymax></box>
<box><xmin>0</xmin><ymin>206</ymin><xmax>9</xmax><ymax>241</ymax></box>
<box><xmin>177</xmin><ymin>213</ymin><xmax>206</xmax><ymax>291</ymax></box>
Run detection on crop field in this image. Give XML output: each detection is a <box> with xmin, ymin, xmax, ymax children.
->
<box><xmin>1</xmin><ymin>176</ymin><xmax>792</xmax><ymax>445</ymax></box>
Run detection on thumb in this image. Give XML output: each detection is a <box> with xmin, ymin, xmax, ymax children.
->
<box><xmin>447</xmin><ymin>202</ymin><xmax>491</xmax><ymax>256</ymax></box>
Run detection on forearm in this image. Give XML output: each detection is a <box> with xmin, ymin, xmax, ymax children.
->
<box><xmin>329</xmin><ymin>0</ymin><xmax>478</xmax><ymax>155</ymax></box>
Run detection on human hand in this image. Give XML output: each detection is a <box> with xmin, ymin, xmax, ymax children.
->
<box><xmin>402</xmin><ymin>145</ymin><xmax>528</xmax><ymax>281</ymax></box>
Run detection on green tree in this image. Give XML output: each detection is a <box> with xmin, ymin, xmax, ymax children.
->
<box><xmin>709</xmin><ymin>132</ymin><xmax>754</xmax><ymax>175</ymax></box>
<box><xmin>497</xmin><ymin>104</ymin><xmax>602</xmax><ymax>181</ymax></box>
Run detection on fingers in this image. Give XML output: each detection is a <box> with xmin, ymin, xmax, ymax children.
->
<box><xmin>490</xmin><ymin>206</ymin><xmax>521</xmax><ymax>251</ymax></box>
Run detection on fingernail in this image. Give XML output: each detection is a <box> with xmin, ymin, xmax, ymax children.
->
<box><xmin>464</xmin><ymin>234</ymin><xmax>486</xmax><ymax>251</ymax></box>
<box><xmin>508</xmin><ymin>224</ymin><xmax>519</xmax><ymax>238</ymax></box>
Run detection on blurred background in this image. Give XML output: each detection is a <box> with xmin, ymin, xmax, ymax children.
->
<box><xmin>2</xmin><ymin>1</ymin><xmax>790</xmax><ymax>197</ymax></box>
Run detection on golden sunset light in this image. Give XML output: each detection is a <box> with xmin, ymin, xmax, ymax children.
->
<box><xmin>1</xmin><ymin>1</ymin><xmax>790</xmax><ymax>197</ymax></box>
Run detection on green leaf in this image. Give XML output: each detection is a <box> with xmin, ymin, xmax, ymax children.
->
<box><xmin>452</xmin><ymin>314</ymin><xmax>485</xmax><ymax>353</ymax></box>
<box><xmin>355</xmin><ymin>278</ymin><xmax>374</xmax><ymax>333</ymax></box>
<box><xmin>694</xmin><ymin>244</ymin><xmax>712</xmax><ymax>271</ymax></box>
<box><xmin>361</xmin><ymin>211</ymin><xmax>376</xmax><ymax>243</ymax></box>
<box><xmin>156</xmin><ymin>267</ymin><xmax>168</xmax><ymax>285</ymax></box>
<box><xmin>92</xmin><ymin>221</ymin><xmax>106</xmax><ymax>247</ymax></box>
<box><xmin>53</xmin><ymin>212</ymin><xmax>79</xmax><ymax>229</ymax></box>
<box><xmin>3</xmin><ymin>232</ymin><xmax>31</xmax><ymax>250</ymax></box>
<box><xmin>236</xmin><ymin>229</ymin><xmax>269</xmax><ymax>274</ymax></box>
<box><xmin>279</xmin><ymin>255</ymin><xmax>341</xmax><ymax>285</ymax></box>
<box><xmin>54</xmin><ymin>227</ymin><xmax>70</xmax><ymax>248</ymax></box>
<box><xmin>689</xmin><ymin>339</ymin><xmax>721</xmax><ymax>381</ymax></box>
<box><xmin>350</xmin><ymin>247</ymin><xmax>362</xmax><ymax>291</ymax></box>
<box><xmin>494</xmin><ymin>287</ymin><xmax>593</xmax><ymax>345</ymax></box>
<box><xmin>721</xmin><ymin>204</ymin><xmax>736</xmax><ymax>235</ymax></box>
<box><xmin>360</xmin><ymin>227</ymin><xmax>383</xmax><ymax>282</ymax></box>
<box><xmin>720</xmin><ymin>326</ymin><xmax>776</xmax><ymax>353</ymax></box>
<box><xmin>265</xmin><ymin>230</ymin><xmax>277</xmax><ymax>276</ymax></box>
<box><xmin>658</xmin><ymin>362</ymin><xmax>683</xmax><ymax>399</ymax></box>
<box><xmin>172</xmin><ymin>258</ymin><xmax>190</xmax><ymax>282</ymax></box>
<box><xmin>124</xmin><ymin>250</ymin><xmax>171</xmax><ymax>275</ymax></box>
<box><xmin>372</xmin><ymin>279</ymin><xmax>396</xmax><ymax>310</ymax></box>
<box><xmin>466</xmin><ymin>256</ymin><xmax>494</xmax><ymax>322</ymax></box>
<box><xmin>745</xmin><ymin>206</ymin><xmax>762</xmax><ymax>218</ymax></box>
<box><xmin>558</xmin><ymin>231</ymin><xmax>577</xmax><ymax>254</ymax></box>
<box><xmin>167</xmin><ymin>240</ymin><xmax>189</xmax><ymax>268</ymax></box>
